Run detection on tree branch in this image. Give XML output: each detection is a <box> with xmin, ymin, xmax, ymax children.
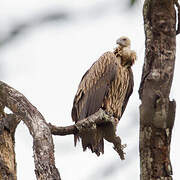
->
<box><xmin>49</xmin><ymin>108</ymin><xmax>126</xmax><ymax>160</ymax></box>
<box><xmin>0</xmin><ymin>81</ymin><xmax>61</xmax><ymax>180</ymax></box>
<box><xmin>49</xmin><ymin>124</ymin><xmax>77</xmax><ymax>136</ymax></box>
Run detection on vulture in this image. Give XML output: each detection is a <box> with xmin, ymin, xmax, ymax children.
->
<box><xmin>71</xmin><ymin>36</ymin><xmax>136</xmax><ymax>156</ymax></box>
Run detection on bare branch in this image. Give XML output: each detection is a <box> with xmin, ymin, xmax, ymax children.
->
<box><xmin>50</xmin><ymin>108</ymin><xmax>126</xmax><ymax>160</ymax></box>
<box><xmin>0</xmin><ymin>81</ymin><xmax>61</xmax><ymax>180</ymax></box>
<box><xmin>49</xmin><ymin>124</ymin><xmax>77</xmax><ymax>136</ymax></box>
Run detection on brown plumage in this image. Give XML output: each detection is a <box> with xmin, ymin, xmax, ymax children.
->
<box><xmin>71</xmin><ymin>36</ymin><xmax>136</xmax><ymax>156</ymax></box>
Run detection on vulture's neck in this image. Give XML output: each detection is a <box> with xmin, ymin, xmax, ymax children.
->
<box><xmin>113</xmin><ymin>46</ymin><xmax>132</xmax><ymax>68</ymax></box>
<box><xmin>113</xmin><ymin>46</ymin><xmax>122</xmax><ymax>57</ymax></box>
<box><xmin>113</xmin><ymin>46</ymin><xmax>130</xmax><ymax>56</ymax></box>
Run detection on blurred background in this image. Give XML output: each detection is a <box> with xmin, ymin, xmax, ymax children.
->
<box><xmin>1</xmin><ymin>0</ymin><xmax>180</xmax><ymax>179</ymax></box>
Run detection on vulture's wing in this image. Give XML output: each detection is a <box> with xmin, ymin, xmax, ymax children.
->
<box><xmin>72</xmin><ymin>52</ymin><xmax>118</xmax><ymax>122</ymax></box>
<box><xmin>121</xmin><ymin>68</ymin><xmax>134</xmax><ymax>117</ymax></box>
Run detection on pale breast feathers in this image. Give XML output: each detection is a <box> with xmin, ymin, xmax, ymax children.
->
<box><xmin>71</xmin><ymin>52</ymin><xmax>118</xmax><ymax>122</ymax></box>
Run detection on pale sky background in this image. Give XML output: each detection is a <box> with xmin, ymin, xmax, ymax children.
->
<box><xmin>1</xmin><ymin>0</ymin><xmax>180</xmax><ymax>180</ymax></box>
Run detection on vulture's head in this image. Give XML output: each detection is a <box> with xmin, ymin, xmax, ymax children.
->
<box><xmin>116</xmin><ymin>36</ymin><xmax>131</xmax><ymax>47</ymax></box>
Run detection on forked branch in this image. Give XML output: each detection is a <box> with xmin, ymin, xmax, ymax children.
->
<box><xmin>0</xmin><ymin>81</ymin><xmax>61</xmax><ymax>180</ymax></box>
<box><xmin>0</xmin><ymin>80</ymin><xmax>126</xmax><ymax>179</ymax></box>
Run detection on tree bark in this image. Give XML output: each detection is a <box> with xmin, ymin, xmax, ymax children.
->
<box><xmin>139</xmin><ymin>0</ymin><xmax>177</xmax><ymax>179</ymax></box>
<box><xmin>0</xmin><ymin>81</ymin><xmax>61</xmax><ymax>180</ymax></box>
<box><xmin>0</xmin><ymin>113</ymin><xmax>20</xmax><ymax>180</ymax></box>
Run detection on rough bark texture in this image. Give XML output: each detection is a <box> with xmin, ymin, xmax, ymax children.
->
<box><xmin>0</xmin><ymin>81</ymin><xmax>61</xmax><ymax>180</ymax></box>
<box><xmin>139</xmin><ymin>0</ymin><xmax>177</xmax><ymax>179</ymax></box>
<box><xmin>0</xmin><ymin>113</ymin><xmax>20</xmax><ymax>180</ymax></box>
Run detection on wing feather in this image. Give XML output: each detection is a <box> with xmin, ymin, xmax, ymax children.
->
<box><xmin>72</xmin><ymin>52</ymin><xmax>117</xmax><ymax>122</ymax></box>
<box><xmin>121</xmin><ymin>68</ymin><xmax>134</xmax><ymax>116</ymax></box>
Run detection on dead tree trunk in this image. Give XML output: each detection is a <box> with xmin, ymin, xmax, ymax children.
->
<box><xmin>139</xmin><ymin>0</ymin><xmax>179</xmax><ymax>179</ymax></box>
<box><xmin>0</xmin><ymin>81</ymin><xmax>61</xmax><ymax>180</ymax></box>
<box><xmin>0</xmin><ymin>113</ymin><xmax>20</xmax><ymax>180</ymax></box>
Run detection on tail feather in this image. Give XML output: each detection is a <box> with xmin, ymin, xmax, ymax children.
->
<box><xmin>74</xmin><ymin>134</ymin><xmax>80</xmax><ymax>147</ymax></box>
<box><xmin>74</xmin><ymin>128</ymin><xmax>104</xmax><ymax>156</ymax></box>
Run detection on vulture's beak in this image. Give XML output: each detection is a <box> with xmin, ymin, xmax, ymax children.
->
<box><xmin>116</xmin><ymin>38</ymin><xmax>122</xmax><ymax>45</ymax></box>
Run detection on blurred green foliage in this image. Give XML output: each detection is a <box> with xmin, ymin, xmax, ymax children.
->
<box><xmin>130</xmin><ymin>0</ymin><xmax>137</xmax><ymax>6</ymax></box>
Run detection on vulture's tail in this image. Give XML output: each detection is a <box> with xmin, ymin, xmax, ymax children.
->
<box><xmin>74</xmin><ymin>127</ymin><xmax>104</xmax><ymax>156</ymax></box>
